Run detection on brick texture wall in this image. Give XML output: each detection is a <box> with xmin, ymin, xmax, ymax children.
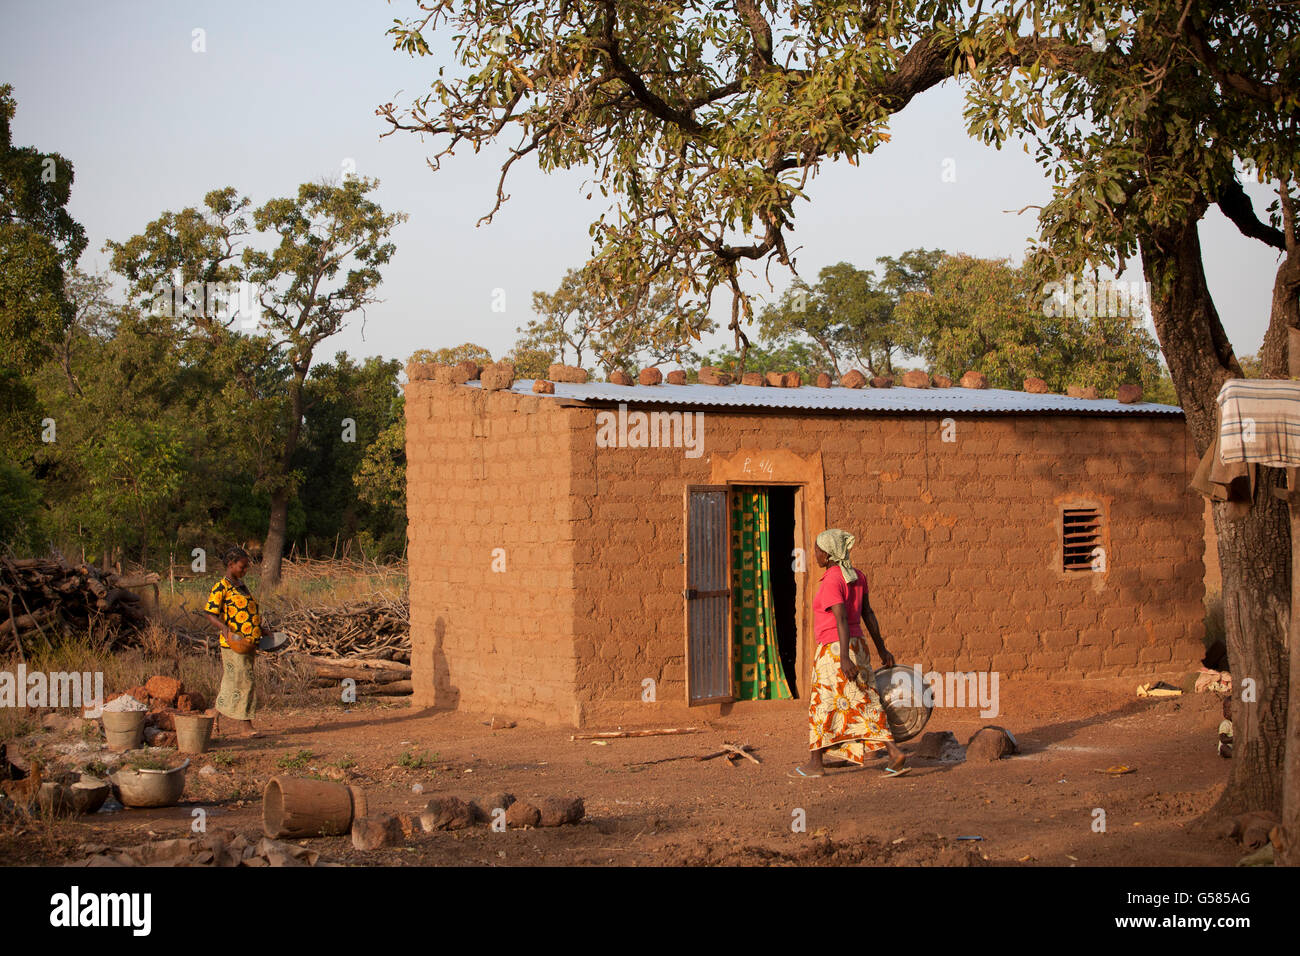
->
<box><xmin>407</xmin><ymin>386</ymin><xmax>1207</xmax><ymax>726</ymax></box>
<box><xmin>571</xmin><ymin>406</ymin><xmax>1205</xmax><ymax>723</ymax></box>
<box><xmin>405</xmin><ymin>382</ymin><xmax>583</xmax><ymax>723</ymax></box>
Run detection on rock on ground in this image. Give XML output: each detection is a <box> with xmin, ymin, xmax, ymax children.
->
<box><xmin>914</xmin><ymin>731</ymin><xmax>964</xmax><ymax>762</ymax></box>
<box><xmin>352</xmin><ymin>814</ymin><xmax>405</xmax><ymax>850</ymax></box>
<box><xmin>144</xmin><ymin>676</ymin><xmax>183</xmax><ymax>706</ymax></box>
<box><xmin>1217</xmin><ymin>811</ymin><xmax>1281</xmax><ymax>849</ymax></box>
<box><xmin>965</xmin><ymin>727</ymin><xmax>1018</xmax><ymax>762</ymax></box>
<box><xmin>538</xmin><ymin>796</ymin><xmax>585</xmax><ymax>827</ymax></box>
<box><xmin>505</xmin><ymin>801</ymin><xmax>542</xmax><ymax>828</ymax></box>
<box><xmin>470</xmin><ymin>791</ymin><xmax>517</xmax><ymax>823</ymax></box>
<box><xmin>176</xmin><ymin>692</ymin><xmax>207</xmax><ymax>713</ymax></box>
<box><xmin>419</xmin><ymin>795</ymin><xmax>475</xmax><ymax>831</ymax></box>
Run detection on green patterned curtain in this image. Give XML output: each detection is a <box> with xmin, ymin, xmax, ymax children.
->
<box><xmin>731</xmin><ymin>487</ymin><xmax>792</xmax><ymax>700</ymax></box>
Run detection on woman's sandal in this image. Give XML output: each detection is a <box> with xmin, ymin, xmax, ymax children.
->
<box><xmin>883</xmin><ymin>765</ymin><xmax>912</xmax><ymax>778</ymax></box>
<box><xmin>787</xmin><ymin>766</ymin><xmax>824</xmax><ymax>778</ymax></box>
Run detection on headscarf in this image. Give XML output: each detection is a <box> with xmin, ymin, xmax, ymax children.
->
<box><xmin>815</xmin><ymin>529</ymin><xmax>858</xmax><ymax>584</ymax></box>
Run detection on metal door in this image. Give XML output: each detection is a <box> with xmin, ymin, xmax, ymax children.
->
<box><xmin>685</xmin><ymin>485</ymin><xmax>733</xmax><ymax>704</ymax></box>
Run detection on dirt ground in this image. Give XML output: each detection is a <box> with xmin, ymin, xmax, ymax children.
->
<box><xmin>3</xmin><ymin>676</ymin><xmax>1246</xmax><ymax>866</ymax></box>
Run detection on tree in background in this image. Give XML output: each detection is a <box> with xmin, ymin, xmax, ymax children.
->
<box><xmin>243</xmin><ymin>179</ymin><xmax>406</xmax><ymax>585</ymax></box>
<box><xmin>110</xmin><ymin>180</ymin><xmax>406</xmax><ymax>585</ymax></box>
<box><xmin>355</xmin><ymin>398</ymin><xmax>407</xmax><ymax>554</ymax></box>
<box><xmin>757</xmin><ymin>253</ymin><xmax>944</xmax><ymax>377</ymax></box>
<box><xmin>26</xmin><ymin>263</ymin><xmax>246</xmax><ymax>566</ymax></box>
<box><xmin>297</xmin><ymin>353</ymin><xmax>405</xmax><ymax>558</ymax></box>
<box><xmin>521</xmin><ymin>269</ymin><xmax>600</xmax><ymax>368</ymax></box>
<box><xmin>518</xmin><ymin>267</ymin><xmax>715</xmax><ymax>375</ymax></box>
<box><xmin>409</xmin><ymin>343</ymin><xmax>492</xmax><ymax>366</ymax></box>
<box><xmin>502</xmin><ymin>345</ymin><xmax>554</xmax><ymax>378</ymax></box>
<box><xmin>0</xmin><ymin>83</ymin><xmax>87</xmax><ymax>503</ymax></box>
<box><xmin>894</xmin><ymin>253</ymin><xmax>1163</xmax><ymax>394</ymax></box>
<box><xmin>700</xmin><ymin>340</ymin><xmax>832</xmax><ymax>383</ymax></box>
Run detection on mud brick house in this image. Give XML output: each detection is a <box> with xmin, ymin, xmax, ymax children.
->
<box><xmin>404</xmin><ymin>374</ymin><xmax>1206</xmax><ymax>726</ymax></box>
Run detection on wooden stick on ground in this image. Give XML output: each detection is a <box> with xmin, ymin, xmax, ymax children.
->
<box><xmin>571</xmin><ymin>727</ymin><xmax>700</xmax><ymax>740</ymax></box>
<box><xmin>723</xmin><ymin>743</ymin><xmax>761</xmax><ymax>765</ymax></box>
<box><xmin>697</xmin><ymin>743</ymin><xmax>760</xmax><ymax>764</ymax></box>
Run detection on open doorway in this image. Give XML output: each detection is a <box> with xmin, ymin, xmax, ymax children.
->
<box><xmin>767</xmin><ymin>487</ymin><xmax>799</xmax><ymax>698</ymax></box>
<box><xmin>729</xmin><ymin>485</ymin><xmax>800</xmax><ymax>700</ymax></box>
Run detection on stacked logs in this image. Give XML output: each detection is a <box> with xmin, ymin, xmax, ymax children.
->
<box><xmin>0</xmin><ymin>558</ymin><xmax>152</xmax><ymax>654</ymax></box>
<box><xmin>273</xmin><ymin>594</ymin><xmax>410</xmax><ymax>663</ymax></box>
<box><xmin>300</xmin><ymin>656</ymin><xmax>412</xmax><ymax>697</ymax></box>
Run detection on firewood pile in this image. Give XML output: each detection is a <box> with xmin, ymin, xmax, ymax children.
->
<box><xmin>274</xmin><ymin>593</ymin><xmax>410</xmax><ymax>663</ymax></box>
<box><xmin>0</xmin><ymin>558</ymin><xmax>155</xmax><ymax>654</ymax></box>
<box><xmin>266</xmin><ymin>593</ymin><xmax>411</xmax><ymax>697</ymax></box>
<box><xmin>299</xmin><ymin>656</ymin><xmax>412</xmax><ymax>697</ymax></box>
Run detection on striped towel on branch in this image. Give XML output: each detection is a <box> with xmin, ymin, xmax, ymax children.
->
<box><xmin>1216</xmin><ymin>378</ymin><xmax>1300</xmax><ymax>466</ymax></box>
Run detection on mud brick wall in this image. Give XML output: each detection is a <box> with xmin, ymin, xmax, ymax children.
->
<box><xmin>405</xmin><ymin>382</ymin><xmax>583</xmax><ymax>723</ymax></box>
<box><xmin>407</xmin><ymin>385</ymin><xmax>1207</xmax><ymax>726</ymax></box>
<box><xmin>570</xmin><ymin>408</ymin><xmax>1205</xmax><ymax>723</ymax></box>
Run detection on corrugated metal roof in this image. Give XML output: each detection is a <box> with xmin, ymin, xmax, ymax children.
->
<box><xmin>464</xmin><ymin>379</ymin><xmax>1182</xmax><ymax>415</ymax></box>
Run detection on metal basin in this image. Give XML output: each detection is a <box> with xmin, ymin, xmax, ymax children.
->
<box><xmin>111</xmin><ymin>758</ymin><xmax>190</xmax><ymax>808</ymax></box>
<box><xmin>874</xmin><ymin>665</ymin><xmax>932</xmax><ymax>742</ymax></box>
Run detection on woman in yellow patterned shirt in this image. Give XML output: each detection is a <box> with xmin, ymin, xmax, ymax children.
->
<box><xmin>204</xmin><ymin>546</ymin><xmax>263</xmax><ymax>738</ymax></box>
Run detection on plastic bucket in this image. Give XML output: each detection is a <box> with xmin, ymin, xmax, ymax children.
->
<box><xmin>101</xmin><ymin>710</ymin><xmax>145</xmax><ymax>751</ymax></box>
<box><xmin>173</xmin><ymin>713</ymin><xmax>215</xmax><ymax>754</ymax></box>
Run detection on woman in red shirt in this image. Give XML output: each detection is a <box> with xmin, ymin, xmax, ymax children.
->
<box><xmin>791</xmin><ymin>529</ymin><xmax>909</xmax><ymax>777</ymax></box>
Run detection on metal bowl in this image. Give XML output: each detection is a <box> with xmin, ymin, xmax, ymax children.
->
<box><xmin>874</xmin><ymin>665</ymin><xmax>932</xmax><ymax>742</ymax></box>
<box><xmin>111</xmin><ymin>758</ymin><xmax>190</xmax><ymax>808</ymax></box>
<box><xmin>259</xmin><ymin>631</ymin><xmax>289</xmax><ymax>652</ymax></box>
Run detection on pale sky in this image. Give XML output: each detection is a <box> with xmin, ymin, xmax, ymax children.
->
<box><xmin>1</xmin><ymin>0</ymin><xmax>1285</xmax><ymax>367</ymax></box>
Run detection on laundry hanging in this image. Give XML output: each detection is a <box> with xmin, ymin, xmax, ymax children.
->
<box><xmin>731</xmin><ymin>487</ymin><xmax>792</xmax><ymax>701</ymax></box>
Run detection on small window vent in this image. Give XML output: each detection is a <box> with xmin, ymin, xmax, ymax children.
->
<box><xmin>1062</xmin><ymin>507</ymin><xmax>1102</xmax><ymax>571</ymax></box>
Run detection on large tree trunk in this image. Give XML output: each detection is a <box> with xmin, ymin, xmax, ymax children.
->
<box><xmin>262</xmin><ymin>488</ymin><xmax>290</xmax><ymax>588</ymax></box>
<box><xmin>1266</xmin><ymin>187</ymin><xmax>1300</xmax><ymax>864</ymax></box>
<box><xmin>262</xmin><ymin>371</ymin><xmax>307</xmax><ymax>588</ymax></box>
<box><xmin>1213</xmin><ymin>484</ymin><xmax>1292</xmax><ymax>815</ymax></box>
<box><xmin>1140</xmin><ymin>202</ymin><xmax>1291</xmax><ymax>818</ymax></box>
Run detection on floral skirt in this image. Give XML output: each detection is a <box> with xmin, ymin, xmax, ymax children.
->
<box><xmin>216</xmin><ymin>647</ymin><xmax>256</xmax><ymax>721</ymax></box>
<box><xmin>808</xmin><ymin>636</ymin><xmax>893</xmax><ymax>764</ymax></box>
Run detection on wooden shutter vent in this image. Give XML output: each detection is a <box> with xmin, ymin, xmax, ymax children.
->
<box><xmin>1062</xmin><ymin>507</ymin><xmax>1102</xmax><ymax>571</ymax></box>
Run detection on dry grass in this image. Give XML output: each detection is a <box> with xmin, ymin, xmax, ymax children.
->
<box><xmin>155</xmin><ymin>556</ymin><xmax>407</xmax><ymax>620</ymax></box>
